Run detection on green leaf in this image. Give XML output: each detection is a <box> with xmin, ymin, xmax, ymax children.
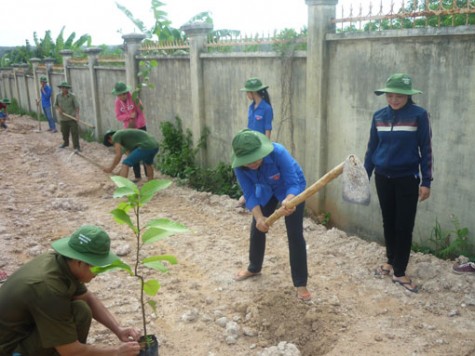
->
<box><xmin>143</xmin><ymin>255</ymin><xmax>177</xmax><ymax>272</ymax></box>
<box><xmin>143</xmin><ymin>255</ymin><xmax>178</xmax><ymax>264</ymax></box>
<box><xmin>146</xmin><ymin>218</ymin><xmax>188</xmax><ymax>233</ymax></box>
<box><xmin>111</xmin><ymin>208</ymin><xmax>135</xmax><ymax>231</ymax></box>
<box><xmin>90</xmin><ymin>259</ymin><xmax>133</xmax><ymax>275</ymax></box>
<box><xmin>147</xmin><ymin>300</ymin><xmax>158</xmax><ymax>313</ymax></box>
<box><xmin>143</xmin><ymin>260</ymin><xmax>167</xmax><ymax>272</ymax></box>
<box><xmin>111</xmin><ymin>176</ymin><xmax>139</xmax><ymax>192</ymax></box>
<box><xmin>113</xmin><ymin>186</ymin><xmax>137</xmax><ymax>198</ymax></box>
<box><xmin>143</xmin><ymin>279</ymin><xmax>160</xmax><ymax>296</ymax></box>
<box><xmin>141</xmin><ymin>227</ymin><xmax>174</xmax><ymax>244</ymax></box>
<box><xmin>117</xmin><ymin>201</ymin><xmax>133</xmax><ymax>212</ymax></box>
<box><xmin>140</xmin><ymin>179</ymin><xmax>172</xmax><ymax>204</ymax></box>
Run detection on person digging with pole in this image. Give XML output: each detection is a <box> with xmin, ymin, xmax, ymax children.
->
<box><xmin>0</xmin><ymin>225</ymin><xmax>141</xmax><ymax>356</ymax></box>
<box><xmin>102</xmin><ymin>129</ymin><xmax>159</xmax><ymax>181</ymax></box>
<box><xmin>231</xmin><ymin>129</ymin><xmax>311</xmax><ymax>301</ymax></box>
<box><xmin>37</xmin><ymin>76</ymin><xmax>57</xmax><ymax>133</ymax></box>
<box><xmin>55</xmin><ymin>81</ymin><xmax>81</xmax><ymax>152</ymax></box>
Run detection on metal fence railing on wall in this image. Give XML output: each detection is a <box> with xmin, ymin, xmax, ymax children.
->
<box><xmin>334</xmin><ymin>0</ymin><xmax>475</xmax><ymax>32</ymax></box>
<box><xmin>136</xmin><ymin>32</ymin><xmax>308</xmax><ymax>55</ymax></box>
<box><xmin>138</xmin><ymin>40</ymin><xmax>190</xmax><ymax>55</ymax></box>
<box><xmin>205</xmin><ymin>33</ymin><xmax>307</xmax><ymax>53</ymax></box>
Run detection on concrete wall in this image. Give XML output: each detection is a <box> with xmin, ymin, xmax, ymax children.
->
<box><xmin>201</xmin><ymin>53</ymin><xmax>307</xmax><ymax>166</ymax></box>
<box><xmin>325</xmin><ymin>28</ymin><xmax>475</xmax><ymax>246</ymax></box>
<box><xmin>1</xmin><ymin>7</ymin><xmax>474</xmax><ymax>251</ymax></box>
<box><xmin>139</xmin><ymin>56</ymin><xmax>191</xmax><ymax>138</ymax></box>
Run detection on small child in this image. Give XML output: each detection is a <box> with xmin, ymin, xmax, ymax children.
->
<box><xmin>0</xmin><ymin>98</ymin><xmax>10</xmax><ymax>129</ymax></box>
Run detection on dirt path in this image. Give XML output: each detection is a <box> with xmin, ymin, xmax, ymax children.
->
<box><xmin>1</xmin><ymin>116</ymin><xmax>474</xmax><ymax>356</ymax></box>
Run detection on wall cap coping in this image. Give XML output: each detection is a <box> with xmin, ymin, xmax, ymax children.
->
<box><xmin>181</xmin><ymin>22</ymin><xmax>213</xmax><ymax>36</ymax></box>
<box><xmin>84</xmin><ymin>47</ymin><xmax>102</xmax><ymax>55</ymax></box>
<box><xmin>327</xmin><ymin>25</ymin><xmax>475</xmax><ymax>41</ymax></box>
<box><xmin>306</xmin><ymin>0</ymin><xmax>338</xmax><ymax>5</ymax></box>
<box><xmin>122</xmin><ymin>33</ymin><xmax>146</xmax><ymax>43</ymax></box>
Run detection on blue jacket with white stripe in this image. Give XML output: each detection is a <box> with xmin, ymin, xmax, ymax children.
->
<box><xmin>364</xmin><ymin>103</ymin><xmax>433</xmax><ymax>188</ymax></box>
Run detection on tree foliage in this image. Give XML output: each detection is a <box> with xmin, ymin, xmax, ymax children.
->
<box><xmin>339</xmin><ymin>0</ymin><xmax>475</xmax><ymax>32</ymax></box>
<box><xmin>1</xmin><ymin>27</ymin><xmax>91</xmax><ymax>67</ymax></box>
<box><xmin>115</xmin><ymin>0</ymin><xmax>240</xmax><ymax>44</ymax></box>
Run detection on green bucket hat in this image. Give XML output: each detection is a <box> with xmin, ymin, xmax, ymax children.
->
<box><xmin>58</xmin><ymin>81</ymin><xmax>72</xmax><ymax>89</ymax></box>
<box><xmin>40</xmin><ymin>76</ymin><xmax>48</xmax><ymax>82</ymax></box>
<box><xmin>231</xmin><ymin>129</ymin><xmax>274</xmax><ymax>168</ymax></box>
<box><xmin>2</xmin><ymin>98</ymin><xmax>11</xmax><ymax>104</ymax></box>
<box><xmin>51</xmin><ymin>225</ymin><xmax>119</xmax><ymax>267</ymax></box>
<box><xmin>112</xmin><ymin>82</ymin><xmax>131</xmax><ymax>95</ymax></box>
<box><xmin>240</xmin><ymin>77</ymin><xmax>269</xmax><ymax>92</ymax></box>
<box><xmin>374</xmin><ymin>73</ymin><xmax>422</xmax><ymax>96</ymax></box>
<box><xmin>103</xmin><ymin>130</ymin><xmax>116</xmax><ymax>147</ymax></box>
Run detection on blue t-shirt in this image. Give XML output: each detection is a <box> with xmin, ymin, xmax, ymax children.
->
<box><xmin>234</xmin><ymin>143</ymin><xmax>306</xmax><ymax>210</ymax></box>
<box><xmin>40</xmin><ymin>85</ymin><xmax>53</xmax><ymax>108</ymax></box>
<box><xmin>247</xmin><ymin>100</ymin><xmax>273</xmax><ymax>134</ymax></box>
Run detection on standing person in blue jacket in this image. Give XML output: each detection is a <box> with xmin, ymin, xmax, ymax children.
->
<box><xmin>240</xmin><ymin>77</ymin><xmax>273</xmax><ymax>138</ymax></box>
<box><xmin>237</xmin><ymin>78</ymin><xmax>274</xmax><ymax>207</ymax></box>
<box><xmin>231</xmin><ymin>129</ymin><xmax>311</xmax><ymax>301</ymax></box>
<box><xmin>37</xmin><ymin>76</ymin><xmax>57</xmax><ymax>133</ymax></box>
<box><xmin>364</xmin><ymin>73</ymin><xmax>433</xmax><ymax>293</ymax></box>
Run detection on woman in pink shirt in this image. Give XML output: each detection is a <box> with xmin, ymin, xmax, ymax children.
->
<box><xmin>112</xmin><ymin>82</ymin><xmax>148</xmax><ymax>182</ymax></box>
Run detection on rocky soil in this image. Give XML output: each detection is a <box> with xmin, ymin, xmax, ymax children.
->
<box><xmin>1</xmin><ymin>115</ymin><xmax>474</xmax><ymax>356</ymax></box>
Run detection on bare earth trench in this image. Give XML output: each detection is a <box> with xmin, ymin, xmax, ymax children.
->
<box><xmin>1</xmin><ymin>115</ymin><xmax>474</xmax><ymax>356</ymax></box>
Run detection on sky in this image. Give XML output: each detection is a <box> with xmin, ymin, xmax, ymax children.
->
<box><xmin>0</xmin><ymin>0</ymin><xmax>377</xmax><ymax>47</ymax></box>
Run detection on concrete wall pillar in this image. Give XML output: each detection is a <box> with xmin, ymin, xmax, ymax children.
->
<box><xmin>181</xmin><ymin>23</ymin><xmax>213</xmax><ymax>166</ymax></box>
<box><xmin>59</xmin><ymin>50</ymin><xmax>74</xmax><ymax>83</ymax></box>
<box><xmin>0</xmin><ymin>70</ymin><xmax>5</xmax><ymax>98</ymax></box>
<box><xmin>43</xmin><ymin>58</ymin><xmax>56</xmax><ymax>120</ymax></box>
<box><xmin>122</xmin><ymin>33</ymin><xmax>146</xmax><ymax>91</ymax></box>
<box><xmin>18</xmin><ymin>64</ymin><xmax>31</xmax><ymax>112</ymax></box>
<box><xmin>11</xmin><ymin>65</ymin><xmax>21</xmax><ymax>108</ymax></box>
<box><xmin>44</xmin><ymin>58</ymin><xmax>55</xmax><ymax>79</ymax></box>
<box><xmin>84</xmin><ymin>47</ymin><xmax>102</xmax><ymax>138</ymax></box>
<box><xmin>304</xmin><ymin>0</ymin><xmax>338</xmax><ymax>214</ymax></box>
<box><xmin>30</xmin><ymin>58</ymin><xmax>41</xmax><ymax>111</ymax></box>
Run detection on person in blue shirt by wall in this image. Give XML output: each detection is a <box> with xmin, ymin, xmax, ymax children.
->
<box><xmin>365</xmin><ymin>73</ymin><xmax>433</xmax><ymax>293</ymax></box>
<box><xmin>36</xmin><ymin>76</ymin><xmax>57</xmax><ymax>133</ymax></box>
<box><xmin>240</xmin><ymin>77</ymin><xmax>273</xmax><ymax>138</ymax></box>
<box><xmin>237</xmin><ymin>77</ymin><xmax>274</xmax><ymax>207</ymax></box>
<box><xmin>231</xmin><ymin>129</ymin><xmax>311</xmax><ymax>301</ymax></box>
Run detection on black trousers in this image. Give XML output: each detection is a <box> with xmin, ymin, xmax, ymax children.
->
<box><xmin>248</xmin><ymin>196</ymin><xmax>308</xmax><ymax>287</ymax></box>
<box><xmin>375</xmin><ymin>174</ymin><xmax>420</xmax><ymax>277</ymax></box>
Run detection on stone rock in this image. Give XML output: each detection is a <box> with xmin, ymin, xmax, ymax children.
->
<box><xmin>258</xmin><ymin>341</ymin><xmax>301</xmax><ymax>356</ymax></box>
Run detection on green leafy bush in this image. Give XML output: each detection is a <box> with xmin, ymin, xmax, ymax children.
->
<box><xmin>413</xmin><ymin>215</ymin><xmax>474</xmax><ymax>260</ymax></box>
<box><xmin>156</xmin><ymin>117</ymin><xmax>196</xmax><ymax>179</ymax></box>
<box><xmin>186</xmin><ymin>162</ymin><xmax>242</xmax><ymax>199</ymax></box>
<box><xmin>156</xmin><ymin>117</ymin><xmax>242</xmax><ymax>199</ymax></box>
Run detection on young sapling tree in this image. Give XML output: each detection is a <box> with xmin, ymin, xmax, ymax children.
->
<box><xmin>93</xmin><ymin>176</ymin><xmax>188</xmax><ymax>354</ymax></box>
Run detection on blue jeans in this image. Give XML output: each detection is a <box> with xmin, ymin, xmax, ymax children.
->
<box><xmin>123</xmin><ymin>147</ymin><xmax>159</xmax><ymax>167</ymax></box>
<box><xmin>248</xmin><ymin>196</ymin><xmax>308</xmax><ymax>287</ymax></box>
<box><xmin>42</xmin><ymin>106</ymin><xmax>56</xmax><ymax>130</ymax></box>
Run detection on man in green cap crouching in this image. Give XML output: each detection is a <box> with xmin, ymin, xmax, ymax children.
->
<box><xmin>103</xmin><ymin>129</ymin><xmax>159</xmax><ymax>182</ymax></box>
<box><xmin>0</xmin><ymin>225</ymin><xmax>141</xmax><ymax>356</ymax></box>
